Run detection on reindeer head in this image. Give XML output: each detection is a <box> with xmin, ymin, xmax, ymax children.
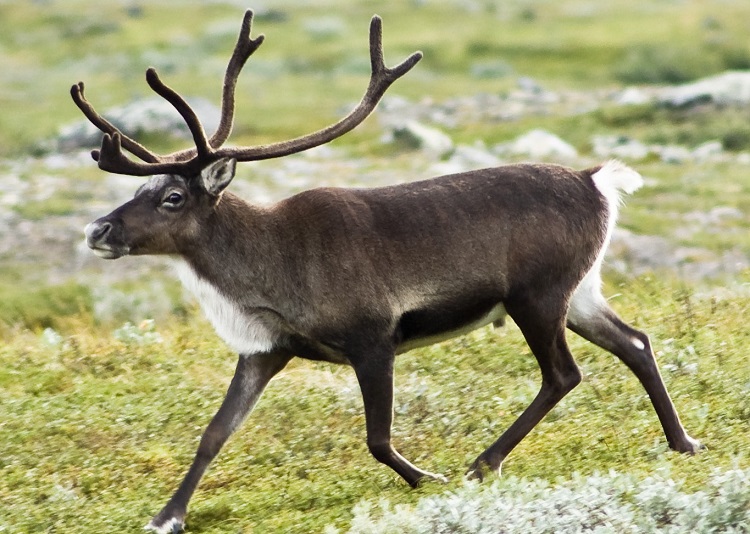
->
<box><xmin>77</xmin><ymin>10</ymin><xmax>421</xmax><ymax>259</ymax></box>
<box><xmin>84</xmin><ymin>159</ymin><xmax>238</xmax><ymax>258</ymax></box>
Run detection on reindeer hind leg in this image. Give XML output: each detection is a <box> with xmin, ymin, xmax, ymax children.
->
<box><xmin>468</xmin><ymin>295</ymin><xmax>582</xmax><ymax>480</ymax></box>
<box><xmin>567</xmin><ymin>272</ymin><xmax>702</xmax><ymax>454</ymax></box>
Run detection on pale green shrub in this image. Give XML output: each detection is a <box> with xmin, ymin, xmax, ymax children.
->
<box><xmin>112</xmin><ymin>319</ymin><xmax>163</xmax><ymax>346</ymax></box>
<box><xmin>329</xmin><ymin>469</ymin><xmax>749</xmax><ymax>533</ymax></box>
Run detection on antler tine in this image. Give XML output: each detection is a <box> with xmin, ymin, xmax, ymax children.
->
<box><xmin>217</xmin><ymin>15</ymin><xmax>423</xmax><ymax>162</ymax></box>
<box><xmin>210</xmin><ymin>9</ymin><xmax>265</xmax><ymax>148</ymax></box>
<box><xmin>78</xmin><ymin>69</ymin><xmax>209</xmax><ymax>174</ymax></box>
<box><xmin>70</xmin><ymin>82</ymin><xmax>162</xmax><ymax>164</ymax></box>
<box><xmin>72</xmin><ymin>10</ymin><xmax>262</xmax><ymax>176</ymax></box>
<box><xmin>145</xmin><ymin>68</ymin><xmax>212</xmax><ymax>161</ymax></box>
<box><xmin>366</xmin><ymin>16</ymin><xmax>423</xmax><ymax>99</ymax></box>
<box><xmin>130</xmin><ymin>10</ymin><xmax>265</xmax><ymax>164</ymax></box>
<box><xmin>96</xmin><ymin>133</ymin><xmax>190</xmax><ymax>176</ymax></box>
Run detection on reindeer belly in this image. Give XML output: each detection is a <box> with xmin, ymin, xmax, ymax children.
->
<box><xmin>396</xmin><ymin>301</ymin><xmax>506</xmax><ymax>354</ymax></box>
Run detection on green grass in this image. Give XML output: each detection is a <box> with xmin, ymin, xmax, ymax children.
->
<box><xmin>0</xmin><ymin>281</ymin><xmax>91</xmax><ymax>333</ymax></box>
<box><xmin>13</xmin><ymin>196</ymin><xmax>79</xmax><ymax>220</ymax></box>
<box><xmin>0</xmin><ymin>276</ymin><xmax>748</xmax><ymax>533</ymax></box>
<box><xmin>614</xmin><ymin>161</ymin><xmax>750</xmax><ymax>254</ymax></box>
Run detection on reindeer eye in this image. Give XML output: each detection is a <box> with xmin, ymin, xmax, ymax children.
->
<box><xmin>162</xmin><ymin>191</ymin><xmax>184</xmax><ymax>208</ymax></box>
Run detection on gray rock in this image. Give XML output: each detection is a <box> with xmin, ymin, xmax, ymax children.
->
<box><xmin>592</xmin><ymin>135</ymin><xmax>650</xmax><ymax>161</ymax></box>
<box><xmin>495</xmin><ymin>129</ymin><xmax>577</xmax><ymax>160</ymax></box>
<box><xmin>691</xmin><ymin>140</ymin><xmax>724</xmax><ymax>162</ymax></box>
<box><xmin>614</xmin><ymin>87</ymin><xmax>652</xmax><ymax>106</ymax></box>
<box><xmin>607</xmin><ymin>228</ymin><xmax>750</xmax><ymax>279</ymax></box>
<box><xmin>55</xmin><ymin>96</ymin><xmax>222</xmax><ymax>151</ymax></box>
<box><xmin>517</xmin><ymin>76</ymin><xmax>544</xmax><ymax>94</ymax></box>
<box><xmin>658</xmin><ymin>70</ymin><xmax>750</xmax><ymax>107</ymax></box>
<box><xmin>657</xmin><ymin>145</ymin><xmax>692</xmax><ymax>164</ymax></box>
<box><xmin>684</xmin><ymin>206</ymin><xmax>743</xmax><ymax>226</ymax></box>
<box><xmin>430</xmin><ymin>142</ymin><xmax>501</xmax><ymax>175</ymax></box>
<box><xmin>388</xmin><ymin>121</ymin><xmax>454</xmax><ymax>157</ymax></box>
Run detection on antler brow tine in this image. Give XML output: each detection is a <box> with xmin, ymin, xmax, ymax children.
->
<box><xmin>70</xmin><ymin>82</ymin><xmax>161</xmax><ymax>164</ymax></box>
<box><xmin>96</xmin><ymin>133</ymin><xmax>204</xmax><ymax>176</ymax></box>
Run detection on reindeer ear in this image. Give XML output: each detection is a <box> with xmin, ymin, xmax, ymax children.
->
<box><xmin>200</xmin><ymin>158</ymin><xmax>237</xmax><ymax>196</ymax></box>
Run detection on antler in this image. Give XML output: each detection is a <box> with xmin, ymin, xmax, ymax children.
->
<box><xmin>71</xmin><ymin>9</ymin><xmax>265</xmax><ymax>175</ymax></box>
<box><xmin>71</xmin><ymin>11</ymin><xmax>422</xmax><ymax>177</ymax></box>
<box><xmin>220</xmin><ymin>16</ymin><xmax>422</xmax><ymax>162</ymax></box>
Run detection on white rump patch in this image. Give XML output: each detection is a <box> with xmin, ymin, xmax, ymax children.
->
<box><xmin>173</xmin><ymin>260</ymin><xmax>277</xmax><ymax>355</ymax></box>
<box><xmin>568</xmin><ymin>264</ymin><xmax>608</xmax><ymax>324</ymax></box>
<box><xmin>591</xmin><ymin>159</ymin><xmax>643</xmax><ymax>210</ymax></box>
<box><xmin>571</xmin><ymin>161</ymin><xmax>643</xmax><ymax>324</ymax></box>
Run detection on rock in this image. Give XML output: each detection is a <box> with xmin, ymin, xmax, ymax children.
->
<box><xmin>657</xmin><ymin>145</ymin><xmax>692</xmax><ymax>164</ymax></box>
<box><xmin>658</xmin><ymin>70</ymin><xmax>750</xmax><ymax>107</ymax></box>
<box><xmin>607</xmin><ymin>228</ymin><xmax>750</xmax><ymax>279</ymax></box>
<box><xmin>495</xmin><ymin>129</ymin><xmax>577</xmax><ymax>160</ymax></box>
<box><xmin>55</xmin><ymin>96</ymin><xmax>222</xmax><ymax>151</ymax></box>
<box><xmin>614</xmin><ymin>87</ymin><xmax>652</xmax><ymax>106</ymax></box>
<box><xmin>691</xmin><ymin>140</ymin><xmax>724</xmax><ymax>162</ymax></box>
<box><xmin>517</xmin><ymin>76</ymin><xmax>544</xmax><ymax>94</ymax></box>
<box><xmin>593</xmin><ymin>136</ymin><xmax>727</xmax><ymax>164</ymax></box>
<box><xmin>592</xmin><ymin>135</ymin><xmax>650</xmax><ymax>161</ymax></box>
<box><xmin>430</xmin><ymin>142</ymin><xmax>501</xmax><ymax>175</ymax></box>
<box><xmin>388</xmin><ymin>121</ymin><xmax>454</xmax><ymax>157</ymax></box>
<box><xmin>684</xmin><ymin>206</ymin><xmax>743</xmax><ymax>226</ymax></box>
<box><xmin>607</xmin><ymin>229</ymin><xmax>676</xmax><ymax>274</ymax></box>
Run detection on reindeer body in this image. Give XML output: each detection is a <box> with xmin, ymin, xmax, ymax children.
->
<box><xmin>173</xmin><ymin>163</ymin><xmax>606</xmax><ymax>364</ymax></box>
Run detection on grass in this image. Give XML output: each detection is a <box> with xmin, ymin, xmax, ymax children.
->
<box><xmin>0</xmin><ymin>281</ymin><xmax>91</xmax><ymax>332</ymax></box>
<box><xmin>0</xmin><ymin>275</ymin><xmax>748</xmax><ymax>533</ymax></box>
<box><xmin>12</xmin><ymin>195</ymin><xmax>79</xmax><ymax>220</ymax></box>
<box><xmin>620</xmin><ymin>161</ymin><xmax>750</xmax><ymax>254</ymax></box>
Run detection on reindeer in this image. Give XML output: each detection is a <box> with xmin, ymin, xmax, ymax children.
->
<box><xmin>74</xmin><ymin>10</ymin><xmax>702</xmax><ymax>533</ymax></box>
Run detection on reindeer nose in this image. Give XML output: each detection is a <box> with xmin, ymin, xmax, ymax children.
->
<box><xmin>85</xmin><ymin>221</ymin><xmax>112</xmax><ymax>243</ymax></box>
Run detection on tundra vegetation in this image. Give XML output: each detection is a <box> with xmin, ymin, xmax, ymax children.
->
<box><xmin>0</xmin><ymin>1</ymin><xmax>748</xmax><ymax>533</ymax></box>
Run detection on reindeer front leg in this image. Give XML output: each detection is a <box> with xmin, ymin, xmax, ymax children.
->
<box><xmin>146</xmin><ymin>351</ymin><xmax>291</xmax><ymax>534</ymax></box>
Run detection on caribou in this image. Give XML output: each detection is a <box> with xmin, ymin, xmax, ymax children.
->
<box><xmin>74</xmin><ymin>10</ymin><xmax>701</xmax><ymax>533</ymax></box>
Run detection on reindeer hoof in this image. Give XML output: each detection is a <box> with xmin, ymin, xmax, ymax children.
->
<box><xmin>413</xmin><ymin>471</ymin><xmax>449</xmax><ymax>487</ymax></box>
<box><xmin>466</xmin><ymin>457</ymin><xmax>501</xmax><ymax>482</ymax></box>
<box><xmin>428</xmin><ymin>472</ymin><xmax>449</xmax><ymax>484</ymax></box>
<box><xmin>671</xmin><ymin>435</ymin><xmax>705</xmax><ymax>455</ymax></box>
<box><xmin>144</xmin><ymin>516</ymin><xmax>184</xmax><ymax>534</ymax></box>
